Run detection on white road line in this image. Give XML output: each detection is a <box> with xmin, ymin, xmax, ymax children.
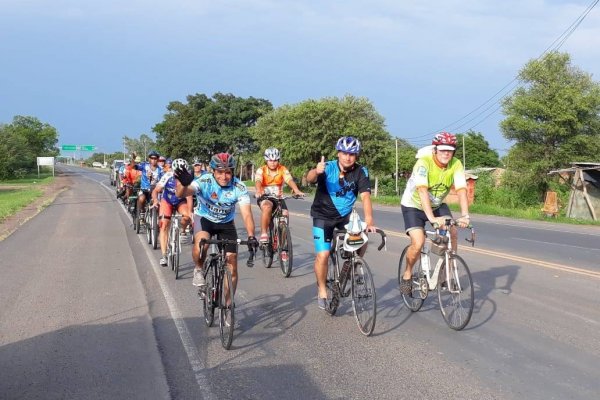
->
<box><xmin>512</xmin><ymin>237</ymin><xmax>600</xmax><ymax>251</ymax></box>
<box><xmin>90</xmin><ymin>175</ymin><xmax>217</xmax><ymax>400</ymax></box>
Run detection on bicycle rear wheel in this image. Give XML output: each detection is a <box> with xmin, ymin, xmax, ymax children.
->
<box><xmin>437</xmin><ymin>254</ymin><xmax>474</xmax><ymax>331</ymax></box>
<box><xmin>351</xmin><ymin>258</ymin><xmax>377</xmax><ymax>336</ymax></box>
<box><xmin>202</xmin><ymin>260</ymin><xmax>216</xmax><ymax>327</ymax></box>
<box><xmin>398</xmin><ymin>246</ymin><xmax>425</xmax><ymax>312</ymax></box>
<box><xmin>278</xmin><ymin>223</ymin><xmax>293</xmax><ymax>277</ymax></box>
<box><xmin>325</xmin><ymin>254</ymin><xmax>339</xmax><ymax>316</ymax></box>
<box><xmin>173</xmin><ymin>227</ymin><xmax>180</xmax><ymax>279</ymax></box>
<box><xmin>219</xmin><ymin>267</ymin><xmax>235</xmax><ymax>349</ymax></box>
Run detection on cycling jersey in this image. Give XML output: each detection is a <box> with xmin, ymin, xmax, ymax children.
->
<box><xmin>189</xmin><ymin>174</ymin><xmax>250</xmax><ymax>223</ymax></box>
<box><xmin>122</xmin><ymin>165</ymin><xmax>141</xmax><ymax>186</ymax></box>
<box><xmin>310</xmin><ymin>160</ymin><xmax>371</xmax><ymax>219</ymax></box>
<box><xmin>254</xmin><ymin>164</ymin><xmax>293</xmax><ymax>197</ymax></box>
<box><xmin>400</xmin><ymin>154</ymin><xmax>466</xmax><ymax>210</ymax></box>
<box><xmin>156</xmin><ymin>171</ymin><xmax>185</xmax><ymax>206</ymax></box>
<box><xmin>134</xmin><ymin>162</ymin><xmax>163</xmax><ymax>190</ymax></box>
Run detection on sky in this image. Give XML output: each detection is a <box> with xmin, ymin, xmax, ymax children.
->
<box><xmin>1</xmin><ymin>0</ymin><xmax>599</xmax><ymax>157</ymax></box>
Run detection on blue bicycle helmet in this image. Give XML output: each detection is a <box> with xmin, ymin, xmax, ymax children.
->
<box><xmin>335</xmin><ymin>136</ymin><xmax>361</xmax><ymax>154</ymax></box>
<box><xmin>148</xmin><ymin>150</ymin><xmax>160</xmax><ymax>158</ymax></box>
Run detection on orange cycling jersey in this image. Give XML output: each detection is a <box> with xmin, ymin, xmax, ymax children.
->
<box><xmin>123</xmin><ymin>166</ymin><xmax>141</xmax><ymax>185</ymax></box>
<box><xmin>255</xmin><ymin>164</ymin><xmax>293</xmax><ymax>197</ymax></box>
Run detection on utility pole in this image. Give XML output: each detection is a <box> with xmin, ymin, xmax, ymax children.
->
<box><xmin>395</xmin><ymin>138</ymin><xmax>399</xmax><ymax>194</ymax></box>
<box><xmin>462</xmin><ymin>135</ymin><xmax>466</xmax><ymax>169</ymax></box>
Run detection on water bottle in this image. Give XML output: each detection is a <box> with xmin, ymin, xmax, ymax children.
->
<box><xmin>421</xmin><ymin>240</ymin><xmax>431</xmax><ymax>273</ymax></box>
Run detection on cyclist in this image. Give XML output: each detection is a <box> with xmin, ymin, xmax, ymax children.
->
<box><xmin>399</xmin><ymin>132</ymin><xmax>470</xmax><ymax>295</ymax></box>
<box><xmin>122</xmin><ymin>156</ymin><xmax>142</xmax><ymax>202</ymax></box>
<box><xmin>163</xmin><ymin>158</ymin><xmax>173</xmax><ymax>173</ymax></box>
<box><xmin>158</xmin><ymin>155</ymin><xmax>167</xmax><ymax>171</ymax></box>
<box><xmin>116</xmin><ymin>161</ymin><xmax>127</xmax><ymax>199</ymax></box>
<box><xmin>192</xmin><ymin>158</ymin><xmax>205</xmax><ymax>178</ymax></box>
<box><xmin>131</xmin><ymin>150</ymin><xmax>163</xmax><ymax>219</ymax></box>
<box><xmin>255</xmin><ymin>147</ymin><xmax>305</xmax><ymax>245</ymax></box>
<box><xmin>174</xmin><ymin>152</ymin><xmax>258</xmax><ymax>294</ymax></box>
<box><xmin>306</xmin><ymin>136</ymin><xmax>377</xmax><ymax>310</ymax></box>
<box><xmin>152</xmin><ymin>159</ymin><xmax>193</xmax><ymax>266</ymax></box>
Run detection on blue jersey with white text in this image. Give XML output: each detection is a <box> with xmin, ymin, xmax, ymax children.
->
<box><xmin>134</xmin><ymin>162</ymin><xmax>163</xmax><ymax>190</ymax></box>
<box><xmin>190</xmin><ymin>174</ymin><xmax>250</xmax><ymax>223</ymax></box>
<box><xmin>310</xmin><ymin>160</ymin><xmax>371</xmax><ymax>219</ymax></box>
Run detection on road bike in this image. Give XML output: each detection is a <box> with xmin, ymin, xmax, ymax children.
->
<box><xmin>325</xmin><ymin>210</ymin><xmax>387</xmax><ymax>336</ymax></box>
<box><xmin>145</xmin><ymin>199</ymin><xmax>159</xmax><ymax>249</ymax></box>
<box><xmin>199</xmin><ymin>237</ymin><xmax>255</xmax><ymax>350</ymax></box>
<box><xmin>258</xmin><ymin>194</ymin><xmax>302</xmax><ymax>277</ymax></box>
<box><xmin>398</xmin><ymin>219</ymin><xmax>476</xmax><ymax>330</ymax></box>
<box><xmin>167</xmin><ymin>212</ymin><xmax>182</xmax><ymax>279</ymax></box>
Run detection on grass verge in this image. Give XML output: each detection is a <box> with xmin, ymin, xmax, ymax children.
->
<box><xmin>0</xmin><ymin>188</ymin><xmax>43</xmax><ymax>223</ymax></box>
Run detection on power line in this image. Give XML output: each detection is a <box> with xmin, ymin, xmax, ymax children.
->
<box><xmin>402</xmin><ymin>0</ymin><xmax>599</xmax><ymax>140</ymax></box>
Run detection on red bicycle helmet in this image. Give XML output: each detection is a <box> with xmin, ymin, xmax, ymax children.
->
<box><xmin>209</xmin><ymin>152</ymin><xmax>236</xmax><ymax>170</ymax></box>
<box><xmin>432</xmin><ymin>132</ymin><xmax>457</xmax><ymax>150</ymax></box>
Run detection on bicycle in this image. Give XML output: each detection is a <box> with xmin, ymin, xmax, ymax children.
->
<box><xmin>167</xmin><ymin>212</ymin><xmax>182</xmax><ymax>279</ymax></box>
<box><xmin>325</xmin><ymin>209</ymin><xmax>387</xmax><ymax>336</ymax></box>
<box><xmin>258</xmin><ymin>194</ymin><xmax>303</xmax><ymax>277</ymax></box>
<box><xmin>145</xmin><ymin>199</ymin><xmax>159</xmax><ymax>249</ymax></box>
<box><xmin>199</xmin><ymin>237</ymin><xmax>255</xmax><ymax>349</ymax></box>
<box><xmin>397</xmin><ymin>218</ymin><xmax>476</xmax><ymax>330</ymax></box>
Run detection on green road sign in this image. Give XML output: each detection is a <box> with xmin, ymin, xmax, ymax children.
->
<box><xmin>61</xmin><ymin>145</ymin><xmax>77</xmax><ymax>151</ymax></box>
<box><xmin>80</xmin><ymin>145</ymin><xmax>96</xmax><ymax>151</ymax></box>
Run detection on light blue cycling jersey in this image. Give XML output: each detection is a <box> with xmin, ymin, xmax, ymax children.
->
<box><xmin>134</xmin><ymin>162</ymin><xmax>163</xmax><ymax>190</ymax></box>
<box><xmin>189</xmin><ymin>174</ymin><xmax>250</xmax><ymax>223</ymax></box>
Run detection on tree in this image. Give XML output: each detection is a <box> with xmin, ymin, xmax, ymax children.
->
<box><xmin>501</xmin><ymin>51</ymin><xmax>600</xmax><ymax>192</ymax></box>
<box><xmin>250</xmin><ymin>95</ymin><xmax>393</xmax><ymax>178</ymax></box>
<box><xmin>0</xmin><ymin>116</ymin><xmax>59</xmax><ymax>179</ymax></box>
<box><xmin>455</xmin><ymin>130</ymin><xmax>500</xmax><ymax>169</ymax></box>
<box><xmin>154</xmin><ymin>93</ymin><xmax>273</xmax><ymax>162</ymax></box>
<box><xmin>123</xmin><ymin>134</ymin><xmax>157</xmax><ymax>158</ymax></box>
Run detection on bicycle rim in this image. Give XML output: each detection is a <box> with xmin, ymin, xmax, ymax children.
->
<box><xmin>262</xmin><ymin>225</ymin><xmax>274</xmax><ymax>268</ymax></box>
<box><xmin>278</xmin><ymin>224</ymin><xmax>293</xmax><ymax>278</ymax></box>
<box><xmin>352</xmin><ymin>258</ymin><xmax>377</xmax><ymax>336</ymax></box>
<box><xmin>219</xmin><ymin>267</ymin><xmax>235</xmax><ymax>349</ymax></box>
<box><xmin>174</xmin><ymin>228</ymin><xmax>180</xmax><ymax>279</ymax></box>
<box><xmin>398</xmin><ymin>246</ymin><xmax>425</xmax><ymax>312</ymax></box>
<box><xmin>202</xmin><ymin>260</ymin><xmax>215</xmax><ymax>327</ymax></box>
<box><xmin>146</xmin><ymin>209</ymin><xmax>152</xmax><ymax>244</ymax></box>
<box><xmin>437</xmin><ymin>255</ymin><xmax>474</xmax><ymax>331</ymax></box>
<box><xmin>152</xmin><ymin>211</ymin><xmax>159</xmax><ymax>249</ymax></box>
<box><xmin>135</xmin><ymin>207</ymin><xmax>141</xmax><ymax>234</ymax></box>
<box><xmin>325</xmin><ymin>254</ymin><xmax>339</xmax><ymax>316</ymax></box>
<box><xmin>167</xmin><ymin>228</ymin><xmax>174</xmax><ymax>270</ymax></box>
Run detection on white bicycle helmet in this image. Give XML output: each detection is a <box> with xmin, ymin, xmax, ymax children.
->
<box><xmin>336</xmin><ymin>136</ymin><xmax>361</xmax><ymax>154</ymax></box>
<box><xmin>172</xmin><ymin>158</ymin><xmax>189</xmax><ymax>171</ymax></box>
<box><xmin>264</xmin><ymin>147</ymin><xmax>281</xmax><ymax>161</ymax></box>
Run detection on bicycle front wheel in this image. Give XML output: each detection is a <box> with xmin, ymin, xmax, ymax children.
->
<box><xmin>135</xmin><ymin>206</ymin><xmax>142</xmax><ymax>234</ymax></box>
<box><xmin>151</xmin><ymin>210</ymin><xmax>159</xmax><ymax>249</ymax></box>
<box><xmin>202</xmin><ymin>260</ymin><xmax>216</xmax><ymax>327</ymax></box>
<box><xmin>351</xmin><ymin>258</ymin><xmax>377</xmax><ymax>336</ymax></box>
<box><xmin>325</xmin><ymin>254</ymin><xmax>339</xmax><ymax>316</ymax></box>
<box><xmin>398</xmin><ymin>246</ymin><xmax>425</xmax><ymax>312</ymax></box>
<box><xmin>278</xmin><ymin>223</ymin><xmax>293</xmax><ymax>278</ymax></box>
<box><xmin>219</xmin><ymin>267</ymin><xmax>235</xmax><ymax>349</ymax></box>
<box><xmin>145</xmin><ymin>209</ymin><xmax>152</xmax><ymax>244</ymax></box>
<box><xmin>173</xmin><ymin>227</ymin><xmax>180</xmax><ymax>279</ymax></box>
<box><xmin>437</xmin><ymin>254</ymin><xmax>474</xmax><ymax>331</ymax></box>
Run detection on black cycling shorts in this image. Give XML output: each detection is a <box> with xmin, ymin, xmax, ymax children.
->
<box><xmin>312</xmin><ymin>215</ymin><xmax>351</xmax><ymax>253</ymax></box>
<box><xmin>193</xmin><ymin>214</ymin><xmax>238</xmax><ymax>253</ymax></box>
<box><xmin>401</xmin><ymin>204</ymin><xmax>452</xmax><ymax>234</ymax></box>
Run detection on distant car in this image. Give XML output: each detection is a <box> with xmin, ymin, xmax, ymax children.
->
<box><xmin>92</xmin><ymin>162</ymin><xmax>104</xmax><ymax>168</ymax></box>
<box><xmin>110</xmin><ymin>160</ymin><xmax>124</xmax><ymax>186</ymax></box>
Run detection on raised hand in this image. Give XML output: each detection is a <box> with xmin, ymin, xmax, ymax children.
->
<box><xmin>174</xmin><ymin>165</ymin><xmax>193</xmax><ymax>186</ymax></box>
<box><xmin>316</xmin><ymin>155</ymin><xmax>326</xmax><ymax>175</ymax></box>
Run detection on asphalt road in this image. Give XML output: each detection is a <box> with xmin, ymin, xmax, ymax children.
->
<box><xmin>1</xmin><ymin>165</ymin><xmax>599</xmax><ymax>400</ymax></box>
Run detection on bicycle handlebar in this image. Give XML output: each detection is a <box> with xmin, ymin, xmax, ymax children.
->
<box><xmin>332</xmin><ymin>228</ymin><xmax>387</xmax><ymax>251</ymax></box>
<box><xmin>198</xmin><ymin>238</ymin><xmax>257</xmax><ymax>266</ymax></box>
<box><xmin>429</xmin><ymin>218</ymin><xmax>476</xmax><ymax>247</ymax></box>
<box><xmin>258</xmin><ymin>193</ymin><xmax>305</xmax><ymax>202</ymax></box>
